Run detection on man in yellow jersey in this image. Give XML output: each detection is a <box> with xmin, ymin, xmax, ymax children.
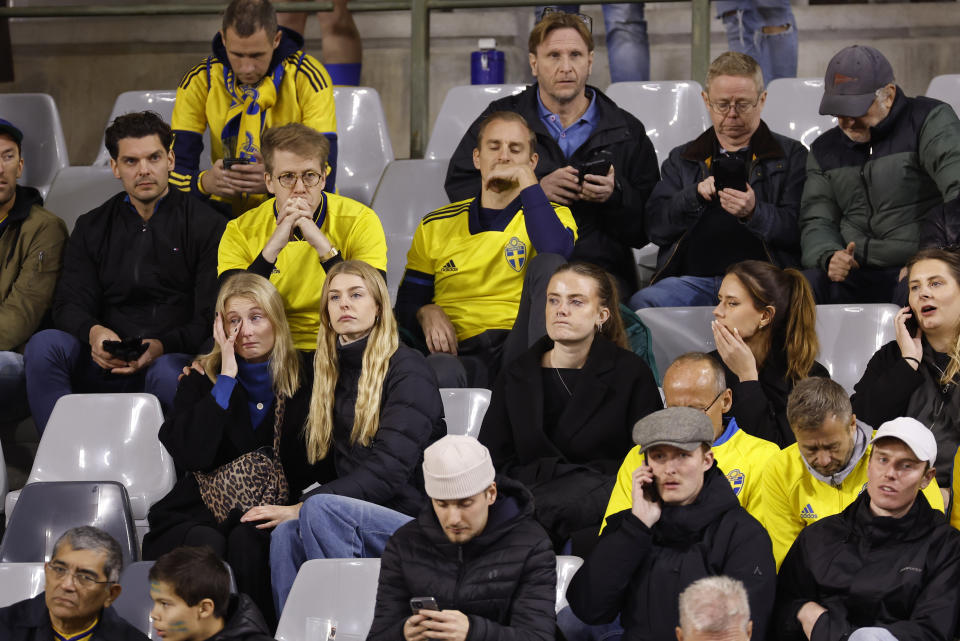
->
<box><xmin>171</xmin><ymin>0</ymin><xmax>337</xmax><ymax>217</ymax></box>
<box><xmin>0</xmin><ymin>526</ymin><xmax>145</xmax><ymax>640</ymax></box>
<box><xmin>397</xmin><ymin>111</ymin><xmax>578</xmax><ymax>388</ymax></box>
<box><xmin>217</xmin><ymin>123</ymin><xmax>386</xmax><ymax>350</ymax></box>
<box><xmin>602</xmin><ymin>352</ymin><xmax>778</xmax><ymax>531</ymax></box>
<box><xmin>755</xmin><ymin>377</ymin><xmax>944</xmax><ymax>568</ymax></box>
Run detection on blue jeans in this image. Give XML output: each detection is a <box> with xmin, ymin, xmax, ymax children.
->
<box><xmin>629</xmin><ymin>275</ymin><xmax>724</xmax><ymax>310</ymax></box>
<box><xmin>23</xmin><ymin>329</ymin><xmax>191</xmax><ymax>433</ymax></box>
<box><xmin>270</xmin><ymin>494</ymin><xmax>413</xmax><ymax>613</ymax></box>
<box><xmin>0</xmin><ymin>351</ymin><xmax>29</xmax><ymax>423</ymax></box>
<box><xmin>537</xmin><ymin>5</ymin><xmax>649</xmax><ymax>82</ymax></box>
<box><xmin>715</xmin><ymin>0</ymin><xmax>797</xmax><ymax>84</ymax></box>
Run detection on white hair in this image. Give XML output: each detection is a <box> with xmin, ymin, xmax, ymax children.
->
<box><xmin>678</xmin><ymin>576</ymin><xmax>751</xmax><ymax>634</ymax></box>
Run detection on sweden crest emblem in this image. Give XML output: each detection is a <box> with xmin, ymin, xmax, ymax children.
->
<box><xmin>726</xmin><ymin>468</ymin><xmax>745</xmax><ymax>496</ymax></box>
<box><xmin>504</xmin><ymin>236</ymin><xmax>526</xmax><ymax>272</ymax></box>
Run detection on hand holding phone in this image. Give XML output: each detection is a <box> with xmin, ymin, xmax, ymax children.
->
<box><xmin>631</xmin><ymin>463</ymin><xmax>662</xmax><ymax>528</ymax></box>
<box><xmin>410</xmin><ymin>597</ymin><xmax>440</xmax><ymax>614</ymax></box>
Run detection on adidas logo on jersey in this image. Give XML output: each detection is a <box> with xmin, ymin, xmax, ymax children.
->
<box><xmin>800</xmin><ymin>504</ymin><xmax>817</xmax><ymax>520</ymax></box>
<box><xmin>441</xmin><ymin>260</ymin><xmax>458</xmax><ymax>272</ymax></box>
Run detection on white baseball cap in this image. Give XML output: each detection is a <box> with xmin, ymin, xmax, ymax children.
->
<box><xmin>870</xmin><ymin>417</ymin><xmax>937</xmax><ymax>466</ymax></box>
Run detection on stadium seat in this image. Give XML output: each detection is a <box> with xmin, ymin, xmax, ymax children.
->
<box><xmin>43</xmin><ymin>166</ymin><xmax>122</xmax><ymax>232</ymax></box>
<box><xmin>0</xmin><ymin>481</ymin><xmax>138</xmax><ymax>565</ymax></box>
<box><xmin>0</xmin><ymin>93</ymin><xmax>69</xmax><ymax>198</ymax></box>
<box><xmin>634</xmin><ymin>307</ymin><xmax>715</xmax><ymax>383</ymax></box>
<box><xmin>555</xmin><ymin>555</ymin><xmax>583</xmax><ymax>613</ymax></box>
<box><xmin>275</xmin><ymin>558</ymin><xmax>381</xmax><ymax>641</ymax></box>
<box><xmin>439</xmin><ymin>388</ymin><xmax>492</xmax><ymax>438</ymax></box>
<box><xmin>334</xmin><ymin>87</ymin><xmax>395</xmax><ymax>205</ymax></box>
<box><xmin>425</xmin><ymin>84</ymin><xmax>527</xmax><ymax>161</ymax></box>
<box><xmin>0</xmin><ymin>562</ymin><xmax>45</xmax><ymax>607</ymax></box>
<box><xmin>925</xmin><ymin>74</ymin><xmax>960</xmax><ymax>118</ymax></box>
<box><xmin>4</xmin><ymin>393</ymin><xmax>175</xmax><ymax>544</ymax></box>
<box><xmin>815</xmin><ymin>304</ymin><xmax>898</xmax><ymax>394</ymax></box>
<box><xmin>604</xmin><ymin>81</ymin><xmax>710</xmax><ymax>165</ymax></box>
<box><xmin>763</xmin><ymin>78</ymin><xmax>837</xmax><ymax>149</ymax></box>
<box><xmin>0</xmin><ymin>440</ymin><xmax>6</xmax><ymax>525</ymax></box>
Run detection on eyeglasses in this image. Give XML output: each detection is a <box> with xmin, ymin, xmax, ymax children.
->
<box><xmin>274</xmin><ymin>171</ymin><xmax>323</xmax><ymax>189</ymax></box>
<box><xmin>707</xmin><ymin>99</ymin><xmax>760</xmax><ymax>115</ymax></box>
<box><xmin>45</xmin><ymin>561</ymin><xmax>114</xmax><ymax>589</ymax></box>
<box><xmin>539</xmin><ymin>6</ymin><xmax>593</xmax><ymax>33</ymax></box>
<box><xmin>699</xmin><ymin>389</ymin><xmax>725</xmax><ymax>413</ymax></box>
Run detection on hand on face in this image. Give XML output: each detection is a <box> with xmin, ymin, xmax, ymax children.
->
<box><xmin>213</xmin><ymin>312</ymin><xmax>241</xmax><ymax>378</ymax></box>
<box><xmin>894</xmin><ymin>306</ymin><xmax>922</xmax><ymax>366</ymax></box>
<box><xmin>711</xmin><ymin>320</ymin><xmax>759</xmax><ymax>382</ymax></box>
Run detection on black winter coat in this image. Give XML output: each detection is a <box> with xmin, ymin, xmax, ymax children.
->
<box><xmin>368</xmin><ymin>477</ymin><xmax>557</xmax><ymax>641</ymax></box>
<box><xmin>52</xmin><ymin>189</ymin><xmax>226</xmax><ymax>354</ymax></box>
<box><xmin>0</xmin><ymin>593</ymin><xmax>148</xmax><ymax>641</ymax></box>
<box><xmin>567</xmin><ymin>464</ymin><xmax>776</xmax><ymax>641</ymax></box>
<box><xmin>645</xmin><ymin>122</ymin><xmax>807</xmax><ymax>282</ymax></box>
<box><xmin>444</xmin><ymin>83</ymin><xmax>660</xmax><ymax>291</ymax></box>
<box><xmin>209</xmin><ymin>594</ymin><xmax>274</xmax><ymax>641</ymax></box>
<box><xmin>775</xmin><ymin>491</ymin><xmax>960</xmax><ymax>641</ymax></box>
<box><xmin>300</xmin><ymin>337</ymin><xmax>446</xmax><ymax>516</ymax></box>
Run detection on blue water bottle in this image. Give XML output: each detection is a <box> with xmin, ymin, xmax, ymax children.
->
<box><xmin>471</xmin><ymin>38</ymin><xmax>505</xmax><ymax>85</ymax></box>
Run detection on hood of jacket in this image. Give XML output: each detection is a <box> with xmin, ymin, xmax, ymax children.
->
<box><xmin>211</xmin><ymin>26</ymin><xmax>304</xmax><ymax>77</ymax></box>
<box><xmin>5</xmin><ymin>185</ymin><xmax>43</xmax><ymax>225</ymax></box>
<box><xmin>651</xmin><ymin>463</ymin><xmax>741</xmax><ymax>546</ymax></box>
<box><xmin>209</xmin><ymin>594</ymin><xmax>272</xmax><ymax>640</ymax></box>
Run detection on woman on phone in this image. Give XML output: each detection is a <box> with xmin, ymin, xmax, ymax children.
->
<box><xmin>711</xmin><ymin>259</ymin><xmax>828</xmax><ymax>447</ymax></box>
<box><xmin>853</xmin><ymin>248</ymin><xmax>960</xmax><ymax>487</ymax></box>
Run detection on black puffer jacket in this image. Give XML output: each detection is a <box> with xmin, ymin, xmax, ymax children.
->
<box><xmin>567</xmin><ymin>464</ymin><xmax>776</xmax><ymax>641</ymax></box>
<box><xmin>775</xmin><ymin>491</ymin><xmax>960</xmax><ymax>641</ymax></box>
<box><xmin>0</xmin><ymin>593</ymin><xmax>148</xmax><ymax>641</ymax></box>
<box><xmin>302</xmin><ymin>336</ymin><xmax>446</xmax><ymax>516</ymax></box>
<box><xmin>209</xmin><ymin>594</ymin><xmax>273</xmax><ymax>641</ymax></box>
<box><xmin>368</xmin><ymin>476</ymin><xmax>557</xmax><ymax>641</ymax></box>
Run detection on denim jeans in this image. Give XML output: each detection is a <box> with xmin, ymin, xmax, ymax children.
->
<box><xmin>537</xmin><ymin>5</ymin><xmax>649</xmax><ymax>82</ymax></box>
<box><xmin>629</xmin><ymin>275</ymin><xmax>724</xmax><ymax>310</ymax></box>
<box><xmin>715</xmin><ymin>0</ymin><xmax>798</xmax><ymax>84</ymax></box>
<box><xmin>23</xmin><ymin>329</ymin><xmax>192</xmax><ymax>433</ymax></box>
<box><xmin>270</xmin><ymin>494</ymin><xmax>414</xmax><ymax>613</ymax></box>
<box><xmin>0</xmin><ymin>351</ymin><xmax>29</xmax><ymax>423</ymax></box>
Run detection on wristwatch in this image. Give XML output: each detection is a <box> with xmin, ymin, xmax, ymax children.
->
<box><xmin>319</xmin><ymin>246</ymin><xmax>340</xmax><ymax>262</ymax></box>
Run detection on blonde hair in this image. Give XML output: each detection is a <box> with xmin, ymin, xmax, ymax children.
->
<box><xmin>304</xmin><ymin>261</ymin><xmax>399</xmax><ymax>462</ymax></box>
<box><xmin>199</xmin><ymin>273</ymin><xmax>300</xmax><ymax>398</ymax></box>
<box><xmin>705</xmin><ymin>51</ymin><xmax>765</xmax><ymax>95</ymax></box>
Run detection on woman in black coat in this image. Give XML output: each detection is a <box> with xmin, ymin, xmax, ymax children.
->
<box><xmin>479</xmin><ymin>262</ymin><xmax>662</xmax><ymax>551</ymax></box>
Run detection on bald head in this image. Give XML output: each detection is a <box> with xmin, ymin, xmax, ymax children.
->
<box><xmin>663</xmin><ymin>353</ymin><xmax>731</xmax><ymax>440</ymax></box>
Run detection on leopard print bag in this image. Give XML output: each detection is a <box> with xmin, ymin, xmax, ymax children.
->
<box><xmin>195</xmin><ymin>396</ymin><xmax>290</xmax><ymax>524</ymax></box>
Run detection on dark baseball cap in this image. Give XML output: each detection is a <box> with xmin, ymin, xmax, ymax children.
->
<box><xmin>0</xmin><ymin>119</ymin><xmax>23</xmax><ymax>147</ymax></box>
<box><xmin>819</xmin><ymin>45</ymin><xmax>895</xmax><ymax>117</ymax></box>
<box><xmin>633</xmin><ymin>406</ymin><xmax>715</xmax><ymax>453</ymax></box>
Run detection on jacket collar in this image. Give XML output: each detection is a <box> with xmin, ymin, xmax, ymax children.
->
<box><xmin>865</xmin><ymin>86</ymin><xmax>907</xmax><ymax>144</ymax></box>
<box><xmin>680</xmin><ymin>120</ymin><xmax>784</xmax><ymax>163</ymax></box>
<box><xmin>211</xmin><ymin>26</ymin><xmax>304</xmax><ymax>77</ymax></box>
<box><xmin>652</xmin><ymin>463</ymin><xmax>740</xmax><ymax>545</ymax></box>
<box><xmin>846</xmin><ymin>489</ymin><xmax>940</xmax><ymax>544</ymax></box>
<box><xmin>519</xmin><ymin>83</ymin><xmax>630</xmax><ymax>139</ymax></box>
<box><xmin>12</xmin><ymin>593</ymin><xmax>133</xmax><ymax>640</ymax></box>
<box><xmin>5</xmin><ymin>185</ymin><xmax>43</xmax><ymax>225</ymax></box>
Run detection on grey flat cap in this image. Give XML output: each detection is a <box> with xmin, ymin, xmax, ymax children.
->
<box><xmin>633</xmin><ymin>406</ymin><xmax>715</xmax><ymax>453</ymax></box>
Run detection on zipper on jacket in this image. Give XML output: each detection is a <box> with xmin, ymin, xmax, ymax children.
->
<box><xmin>452</xmin><ymin>546</ymin><xmax>465</xmax><ymax>606</ymax></box>
<box><xmin>36</xmin><ymin>250</ymin><xmax>44</xmax><ymax>272</ymax></box>
<box><xmin>860</xmin><ymin>146</ymin><xmax>875</xmax><ymax>241</ymax></box>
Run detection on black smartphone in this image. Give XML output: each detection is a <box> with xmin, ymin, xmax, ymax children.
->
<box><xmin>223</xmin><ymin>157</ymin><xmax>250</xmax><ymax>169</ymax></box>
<box><xmin>410</xmin><ymin>597</ymin><xmax>440</xmax><ymax>614</ymax></box>
<box><xmin>102</xmin><ymin>336</ymin><xmax>148</xmax><ymax>361</ymax></box>
<box><xmin>641</xmin><ymin>453</ymin><xmax>661</xmax><ymax>503</ymax></box>
<box><xmin>904</xmin><ymin>308</ymin><xmax>920</xmax><ymax>335</ymax></box>
<box><xmin>577</xmin><ymin>158</ymin><xmax>613</xmax><ymax>186</ymax></box>
<box><xmin>712</xmin><ymin>155</ymin><xmax>748</xmax><ymax>192</ymax></box>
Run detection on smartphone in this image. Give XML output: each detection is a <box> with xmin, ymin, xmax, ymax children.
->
<box><xmin>712</xmin><ymin>155</ymin><xmax>748</xmax><ymax>192</ymax></box>
<box><xmin>577</xmin><ymin>158</ymin><xmax>613</xmax><ymax>186</ymax></box>
<box><xmin>904</xmin><ymin>308</ymin><xmax>920</xmax><ymax>335</ymax></box>
<box><xmin>223</xmin><ymin>157</ymin><xmax>250</xmax><ymax>170</ymax></box>
<box><xmin>641</xmin><ymin>453</ymin><xmax>661</xmax><ymax>503</ymax></box>
<box><xmin>102</xmin><ymin>337</ymin><xmax>148</xmax><ymax>361</ymax></box>
<box><xmin>410</xmin><ymin>597</ymin><xmax>440</xmax><ymax>614</ymax></box>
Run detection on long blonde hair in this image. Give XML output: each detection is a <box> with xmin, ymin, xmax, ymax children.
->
<box><xmin>199</xmin><ymin>273</ymin><xmax>300</xmax><ymax>398</ymax></box>
<box><xmin>304</xmin><ymin>261</ymin><xmax>399</xmax><ymax>462</ymax></box>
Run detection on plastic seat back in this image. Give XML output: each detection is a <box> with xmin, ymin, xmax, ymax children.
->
<box><xmin>926</xmin><ymin>75</ymin><xmax>960</xmax><ymax>119</ymax></box>
<box><xmin>634</xmin><ymin>307</ymin><xmax>716</xmax><ymax>384</ymax></box>
<box><xmin>0</xmin><ymin>440</ymin><xmax>6</xmax><ymax>521</ymax></box>
<box><xmin>275</xmin><ymin>558</ymin><xmax>381</xmax><ymax>641</ymax></box>
<box><xmin>605</xmin><ymin>81</ymin><xmax>710</xmax><ymax>165</ymax></box>
<box><xmin>555</xmin><ymin>555</ymin><xmax>583</xmax><ymax>613</ymax></box>
<box><xmin>43</xmin><ymin>166</ymin><xmax>122</xmax><ymax>232</ymax></box>
<box><xmin>0</xmin><ymin>481</ymin><xmax>138</xmax><ymax>565</ymax></box>
<box><xmin>334</xmin><ymin>87</ymin><xmax>394</xmax><ymax>205</ymax></box>
<box><xmin>0</xmin><ymin>93</ymin><xmax>69</xmax><ymax>198</ymax></box>
<box><xmin>425</xmin><ymin>84</ymin><xmax>527</xmax><ymax>161</ymax></box>
<box><xmin>26</xmin><ymin>393</ymin><xmax>174</xmax><ymax>521</ymax></box>
<box><xmin>815</xmin><ymin>304</ymin><xmax>898</xmax><ymax>394</ymax></box>
<box><xmin>0</xmin><ymin>562</ymin><xmax>46</xmax><ymax>607</ymax></box>
<box><xmin>439</xmin><ymin>388</ymin><xmax>492</xmax><ymax>438</ymax></box>
<box><xmin>763</xmin><ymin>78</ymin><xmax>837</xmax><ymax>149</ymax></box>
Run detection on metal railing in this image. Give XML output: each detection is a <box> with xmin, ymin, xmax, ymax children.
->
<box><xmin>0</xmin><ymin>0</ymin><xmax>711</xmax><ymax>157</ymax></box>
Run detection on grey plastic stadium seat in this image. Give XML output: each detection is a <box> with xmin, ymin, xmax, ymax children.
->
<box><xmin>634</xmin><ymin>307</ymin><xmax>716</xmax><ymax>384</ymax></box>
<box><xmin>0</xmin><ymin>481</ymin><xmax>138</xmax><ymax>565</ymax></box>
<box><xmin>555</xmin><ymin>555</ymin><xmax>583</xmax><ymax>613</ymax></box>
<box><xmin>425</xmin><ymin>84</ymin><xmax>527</xmax><ymax>161</ymax></box>
<box><xmin>43</xmin><ymin>166</ymin><xmax>122</xmax><ymax>232</ymax></box>
<box><xmin>334</xmin><ymin>87</ymin><xmax>394</xmax><ymax>206</ymax></box>
<box><xmin>0</xmin><ymin>562</ymin><xmax>46</xmax><ymax>607</ymax></box>
<box><xmin>4</xmin><ymin>394</ymin><xmax>174</xmax><ymax>544</ymax></box>
<box><xmin>925</xmin><ymin>75</ymin><xmax>960</xmax><ymax>120</ymax></box>
<box><xmin>814</xmin><ymin>304</ymin><xmax>898</xmax><ymax>394</ymax></box>
<box><xmin>439</xmin><ymin>388</ymin><xmax>491</xmax><ymax>439</ymax></box>
<box><xmin>763</xmin><ymin>78</ymin><xmax>837</xmax><ymax>149</ymax></box>
<box><xmin>0</xmin><ymin>93</ymin><xmax>69</xmax><ymax>198</ymax></box>
<box><xmin>0</xmin><ymin>440</ymin><xmax>6</xmax><ymax>524</ymax></box>
<box><xmin>605</xmin><ymin>81</ymin><xmax>710</xmax><ymax>165</ymax></box>
<box><xmin>275</xmin><ymin>558</ymin><xmax>381</xmax><ymax>641</ymax></box>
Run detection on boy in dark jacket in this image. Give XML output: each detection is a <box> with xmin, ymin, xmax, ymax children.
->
<box><xmin>148</xmin><ymin>546</ymin><xmax>272</xmax><ymax>641</ymax></box>
<box><xmin>369</xmin><ymin>434</ymin><xmax>557</xmax><ymax>641</ymax></box>
<box><xmin>775</xmin><ymin>417</ymin><xmax>960</xmax><ymax>641</ymax></box>
<box><xmin>567</xmin><ymin>407</ymin><xmax>776</xmax><ymax>641</ymax></box>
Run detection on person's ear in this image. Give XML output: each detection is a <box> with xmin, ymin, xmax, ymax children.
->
<box><xmin>746</xmin><ymin>619</ymin><xmax>753</xmax><ymax>639</ymax></box>
<box><xmin>675</xmin><ymin>627</ymin><xmax>684</xmax><ymax>641</ymax></box>
<box><xmin>110</xmin><ymin>158</ymin><xmax>121</xmax><ymax>180</ymax></box>
<box><xmin>473</xmin><ymin>147</ymin><xmax>482</xmax><ymax>171</ymax></box>
<box><xmin>104</xmin><ymin>583</ymin><xmax>122</xmax><ymax>608</ymax></box>
<box><xmin>197</xmin><ymin>598</ymin><xmax>217</xmax><ymax>619</ymax></box>
<box><xmin>529</xmin><ymin>52</ymin><xmax>538</xmax><ymax>78</ymax></box>
<box><xmin>529</xmin><ymin>151</ymin><xmax>539</xmax><ymax>170</ymax></box>
<box><xmin>720</xmin><ymin>389</ymin><xmax>733</xmax><ymax>414</ymax></box>
<box><xmin>486</xmin><ymin>482</ymin><xmax>498</xmax><ymax>505</ymax></box>
<box><xmin>597</xmin><ymin>305</ymin><xmax>611</xmax><ymax>325</ymax></box>
<box><xmin>702</xmin><ymin>449</ymin><xmax>715</xmax><ymax>471</ymax></box>
<box><xmin>265</xmin><ymin>172</ymin><xmax>276</xmax><ymax>196</ymax></box>
<box><xmin>920</xmin><ymin>466</ymin><xmax>936</xmax><ymax>490</ymax></box>
<box><xmin>757</xmin><ymin>90</ymin><xmax>767</xmax><ymax>112</ymax></box>
<box><xmin>272</xmin><ymin>29</ymin><xmax>282</xmax><ymax>50</ymax></box>
<box><xmin>759</xmin><ymin>305</ymin><xmax>775</xmax><ymax>328</ymax></box>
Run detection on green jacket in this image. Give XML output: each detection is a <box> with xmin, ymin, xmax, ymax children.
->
<box><xmin>0</xmin><ymin>186</ymin><xmax>68</xmax><ymax>351</ymax></box>
<box><xmin>800</xmin><ymin>89</ymin><xmax>960</xmax><ymax>270</ymax></box>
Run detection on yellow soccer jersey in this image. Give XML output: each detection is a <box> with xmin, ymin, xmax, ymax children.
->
<box><xmin>218</xmin><ymin>192</ymin><xmax>386</xmax><ymax>350</ymax></box>
<box><xmin>754</xmin><ymin>433</ymin><xmax>945</xmax><ymax>569</ymax></box>
<box><xmin>404</xmin><ymin>198</ymin><xmax>577</xmax><ymax>342</ymax></box>
<box><xmin>600</xmin><ymin>418</ymin><xmax>777</xmax><ymax>532</ymax></box>
<box><xmin>950</xmin><ymin>445</ymin><xmax>960</xmax><ymax>530</ymax></box>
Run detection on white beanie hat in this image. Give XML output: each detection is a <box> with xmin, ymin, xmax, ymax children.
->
<box><xmin>422</xmin><ymin>435</ymin><xmax>495</xmax><ymax>500</ymax></box>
